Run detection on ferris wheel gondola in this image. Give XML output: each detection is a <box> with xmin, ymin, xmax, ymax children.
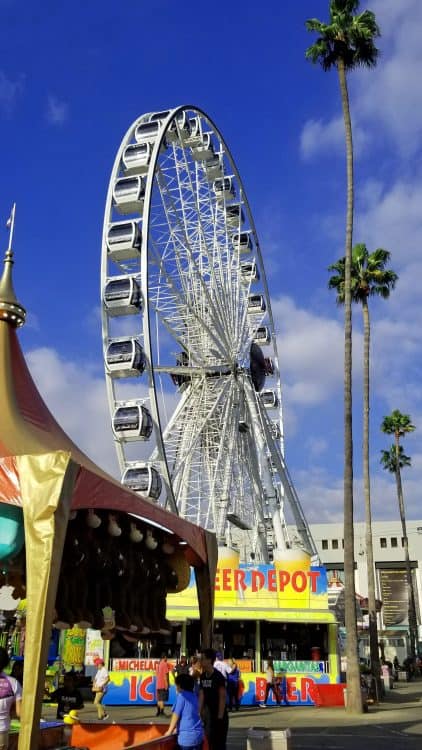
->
<box><xmin>101</xmin><ymin>105</ymin><xmax>316</xmax><ymax>561</ymax></box>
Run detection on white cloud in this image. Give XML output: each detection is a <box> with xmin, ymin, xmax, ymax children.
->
<box><xmin>26</xmin><ymin>347</ymin><xmax>118</xmax><ymax>473</ymax></box>
<box><xmin>0</xmin><ymin>70</ymin><xmax>24</xmax><ymax>116</ymax></box>
<box><xmin>300</xmin><ymin>115</ymin><xmax>368</xmax><ymax>161</ymax></box>
<box><xmin>46</xmin><ymin>95</ymin><xmax>69</xmax><ymax>125</ymax></box>
<box><xmin>273</xmin><ymin>295</ymin><xmax>364</xmax><ymax>406</ymax></box>
<box><xmin>351</xmin><ymin>0</ymin><xmax>422</xmax><ymax>155</ymax></box>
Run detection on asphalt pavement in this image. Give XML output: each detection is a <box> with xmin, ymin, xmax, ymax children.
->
<box><xmin>41</xmin><ymin>678</ymin><xmax>422</xmax><ymax>750</ymax></box>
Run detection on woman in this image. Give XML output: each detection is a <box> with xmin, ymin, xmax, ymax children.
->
<box><xmin>259</xmin><ymin>659</ymin><xmax>280</xmax><ymax>707</ymax></box>
<box><xmin>164</xmin><ymin>673</ymin><xmax>203</xmax><ymax>750</ymax></box>
<box><xmin>0</xmin><ymin>647</ymin><xmax>22</xmax><ymax>750</ymax></box>
<box><xmin>227</xmin><ymin>658</ymin><xmax>240</xmax><ymax>711</ymax></box>
<box><xmin>92</xmin><ymin>657</ymin><xmax>110</xmax><ymax>720</ymax></box>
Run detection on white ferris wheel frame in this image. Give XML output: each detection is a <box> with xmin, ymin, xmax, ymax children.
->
<box><xmin>100</xmin><ymin>104</ymin><xmax>317</xmax><ymax>560</ymax></box>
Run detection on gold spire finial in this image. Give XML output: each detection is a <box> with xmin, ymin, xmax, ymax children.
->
<box><xmin>0</xmin><ymin>205</ymin><xmax>26</xmax><ymax>327</ymax></box>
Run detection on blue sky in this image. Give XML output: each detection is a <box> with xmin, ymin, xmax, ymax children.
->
<box><xmin>1</xmin><ymin>0</ymin><xmax>422</xmax><ymax>524</ymax></box>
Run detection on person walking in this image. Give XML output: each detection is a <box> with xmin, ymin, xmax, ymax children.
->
<box><xmin>0</xmin><ymin>647</ymin><xmax>22</xmax><ymax>750</ymax></box>
<box><xmin>199</xmin><ymin>648</ymin><xmax>228</xmax><ymax>750</ymax></box>
<box><xmin>259</xmin><ymin>659</ymin><xmax>280</xmax><ymax>707</ymax></box>
<box><xmin>227</xmin><ymin>658</ymin><xmax>240</xmax><ymax>711</ymax></box>
<box><xmin>164</xmin><ymin>673</ymin><xmax>203</xmax><ymax>750</ymax></box>
<box><xmin>155</xmin><ymin>654</ymin><xmax>172</xmax><ymax>717</ymax></box>
<box><xmin>92</xmin><ymin>657</ymin><xmax>109</xmax><ymax>720</ymax></box>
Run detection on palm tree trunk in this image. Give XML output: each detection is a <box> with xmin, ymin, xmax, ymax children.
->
<box><xmin>394</xmin><ymin>436</ymin><xmax>418</xmax><ymax>659</ymax></box>
<box><xmin>337</xmin><ymin>57</ymin><xmax>362</xmax><ymax>713</ymax></box>
<box><xmin>362</xmin><ymin>298</ymin><xmax>381</xmax><ymax>696</ymax></box>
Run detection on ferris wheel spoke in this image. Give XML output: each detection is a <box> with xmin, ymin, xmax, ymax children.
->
<box><xmin>147</xmin><ymin>235</ymin><xmax>229</xmax><ymax>363</ymax></box>
<box><xmin>154</xmin><ymin>162</ymin><xmax>232</xmax><ymax>354</ymax></box>
<box><xmin>172</xmin><ymin>142</ymin><xmax>239</xmax><ymax>348</ymax></box>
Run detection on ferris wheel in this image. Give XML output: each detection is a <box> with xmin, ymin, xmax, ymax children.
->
<box><xmin>101</xmin><ymin>105</ymin><xmax>316</xmax><ymax>562</ymax></box>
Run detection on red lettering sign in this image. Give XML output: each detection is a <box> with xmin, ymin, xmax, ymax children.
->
<box><xmin>212</xmin><ymin>566</ymin><xmax>322</xmax><ymax>594</ymax></box>
<box><xmin>222</xmin><ymin>568</ymin><xmax>232</xmax><ymax>590</ymax></box>
<box><xmin>129</xmin><ymin>675</ymin><xmax>138</xmax><ymax>701</ymax></box>
<box><xmin>291</xmin><ymin>571</ymin><xmax>307</xmax><ymax>592</ymax></box>
<box><xmin>307</xmin><ymin>571</ymin><xmax>320</xmax><ymax>592</ymax></box>
<box><xmin>286</xmin><ymin>677</ymin><xmax>298</xmax><ymax>702</ymax></box>
<box><xmin>251</xmin><ymin>570</ymin><xmax>265</xmax><ymax>592</ymax></box>
<box><xmin>267</xmin><ymin>569</ymin><xmax>277</xmax><ymax>592</ymax></box>
<box><xmin>139</xmin><ymin>676</ymin><xmax>154</xmax><ymax>702</ymax></box>
<box><xmin>234</xmin><ymin>569</ymin><xmax>247</xmax><ymax>591</ymax></box>
<box><xmin>300</xmin><ymin>677</ymin><xmax>314</xmax><ymax>702</ymax></box>
<box><xmin>278</xmin><ymin>570</ymin><xmax>290</xmax><ymax>591</ymax></box>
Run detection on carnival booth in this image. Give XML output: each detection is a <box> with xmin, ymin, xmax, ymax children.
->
<box><xmin>0</xmin><ymin>247</ymin><xmax>217</xmax><ymax>750</ymax></box>
<box><xmin>104</xmin><ymin>546</ymin><xmax>341</xmax><ymax>708</ymax></box>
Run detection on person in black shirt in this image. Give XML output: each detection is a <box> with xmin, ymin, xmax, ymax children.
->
<box><xmin>198</xmin><ymin>648</ymin><xmax>228</xmax><ymax>750</ymax></box>
<box><xmin>173</xmin><ymin>654</ymin><xmax>189</xmax><ymax>678</ymax></box>
<box><xmin>49</xmin><ymin>673</ymin><xmax>84</xmax><ymax>720</ymax></box>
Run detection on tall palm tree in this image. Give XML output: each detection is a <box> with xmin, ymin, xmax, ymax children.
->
<box><xmin>306</xmin><ymin>2</ymin><xmax>380</xmax><ymax>712</ymax></box>
<box><xmin>381</xmin><ymin>411</ymin><xmax>417</xmax><ymax>658</ymax></box>
<box><xmin>329</xmin><ymin>245</ymin><xmax>397</xmax><ymax>693</ymax></box>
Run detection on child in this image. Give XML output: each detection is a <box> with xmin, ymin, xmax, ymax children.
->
<box><xmin>164</xmin><ymin>673</ymin><xmax>203</xmax><ymax>750</ymax></box>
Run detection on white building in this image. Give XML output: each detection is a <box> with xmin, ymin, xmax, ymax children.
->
<box><xmin>289</xmin><ymin>520</ymin><xmax>422</xmax><ymax>661</ymax></box>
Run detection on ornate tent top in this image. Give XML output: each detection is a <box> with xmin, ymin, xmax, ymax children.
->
<box><xmin>0</xmin><ymin>248</ymin><xmax>26</xmax><ymax>327</ymax></box>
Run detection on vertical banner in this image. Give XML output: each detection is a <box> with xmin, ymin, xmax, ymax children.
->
<box><xmin>84</xmin><ymin>629</ymin><xmax>104</xmax><ymax>666</ymax></box>
<box><xmin>62</xmin><ymin>627</ymin><xmax>86</xmax><ymax>669</ymax></box>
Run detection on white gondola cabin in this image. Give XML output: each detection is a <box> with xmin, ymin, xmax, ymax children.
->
<box><xmin>270</xmin><ymin>421</ymin><xmax>282</xmax><ymax>440</ymax></box>
<box><xmin>247</xmin><ymin>294</ymin><xmax>266</xmax><ymax>314</ymax></box>
<box><xmin>204</xmin><ymin>153</ymin><xmax>223</xmax><ymax>181</ymax></box>
<box><xmin>113</xmin><ymin>176</ymin><xmax>146</xmax><ymax>215</ymax></box>
<box><xmin>191</xmin><ymin>133</ymin><xmax>215</xmax><ymax>161</ymax></box>
<box><xmin>104</xmin><ymin>276</ymin><xmax>142</xmax><ymax>317</ymax></box>
<box><xmin>122</xmin><ymin>143</ymin><xmax>152</xmax><ymax>176</ymax></box>
<box><xmin>233</xmin><ymin>232</ymin><xmax>252</xmax><ymax>255</ymax></box>
<box><xmin>260</xmin><ymin>390</ymin><xmax>279</xmax><ymax>408</ymax></box>
<box><xmin>112</xmin><ymin>403</ymin><xmax>153</xmax><ymax>441</ymax></box>
<box><xmin>106</xmin><ymin>338</ymin><xmax>146</xmax><ymax>378</ymax></box>
<box><xmin>225</xmin><ymin>204</ymin><xmax>245</xmax><ymax>227</ymax></box>
<box><xmin>185</xmin><ymin>116</ymin><xmax>202</xmax><ymax>145</ymax></box>
<box><xmin>166</xmin><ymin>111</ymin><xmax>191</xmax><ymax>142</ymax></box>
<box><xmin>148</xmin><ymin>110</ymin><xmax>170</xmax><ymax>122</ymax></box>
<box><xmin>135</xmin><ymin>120</ymin><xmax>165</xmax><ymax>146</ymax></box>
<box><xmin>107</xmin><ymin>221</ymin><xmax>141</xmax><ymax>261</ymax></box>
<box><xmin>213</xmin><ymin>176</ymin><xmax>235</xmax><ymax>201</ymax></box>
<box><xmin>240</xmin><ymin>260</ymin><xmax>260</xmax><ymax>282</ymax></box>
<box><xmin>254</xmin><ymin>326</ymin><xmax>271</xmax><ymax>344</ymax></box>
<box><xmin>122</xmin><ymin>464</ymin><xmax>162</xmax><ymax>500</ymax></box>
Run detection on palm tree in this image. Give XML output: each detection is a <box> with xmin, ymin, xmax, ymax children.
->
<box><xmin>381</xmin><ymin>411</ymin><xmax>417</xmax><ymax>658</ymax></box>
<box><xmin>306</xmin><ymin>2</ymin><xmax>380</xmax><ymax>712</ymax></box>
<box><xmin>329</xmin><ymin>244</ymin><xmax>397</xmax><ymax>694</ymax></box>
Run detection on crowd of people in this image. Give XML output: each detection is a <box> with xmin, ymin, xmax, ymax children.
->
<box><xmin>162</xmin><ymin>648</ymin><xmax>238</xmax><ymax>750</ymax></box>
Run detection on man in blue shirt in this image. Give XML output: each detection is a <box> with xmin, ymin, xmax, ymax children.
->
<box><xmin>164</xmin><ymin>673</ymin><xmax>203</xmax><ymax>750</ymax></box>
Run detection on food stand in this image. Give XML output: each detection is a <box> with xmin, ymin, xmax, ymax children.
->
<box><xmin>104</xmin><ymin>547</ymin><xmax>340</xmax><ymax>707</ymax></box>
